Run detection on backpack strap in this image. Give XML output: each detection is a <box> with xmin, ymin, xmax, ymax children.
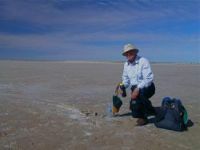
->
<box><xmin>162</xmin><ymin>97</ymin><xmax>171</xmax><ymax>108</ymax></box>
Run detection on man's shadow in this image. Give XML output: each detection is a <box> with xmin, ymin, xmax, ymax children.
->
<box><xmin>116</xmin><ymin>107</ymin><xmax>194</xmax><ymax>128</ymax></box>
<box><xmin>117</xmin><ymin>112</ymin><xmax>132</xmax><ymax>117</ymax></box>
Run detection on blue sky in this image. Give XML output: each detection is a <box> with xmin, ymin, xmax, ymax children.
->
<box><xmin>0</xmin><ymin>0</ymin><xmax>199</xmax><ymax>62</ymax></box>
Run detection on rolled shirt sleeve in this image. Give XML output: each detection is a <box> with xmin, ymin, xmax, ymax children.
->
<box><xmin>137</xmin><ymin>58</ymin><xmax>154</xmax><ymax>89</ymax></box>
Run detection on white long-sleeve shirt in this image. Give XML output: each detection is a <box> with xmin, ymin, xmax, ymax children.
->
<box><xmin>122</xmin><ymin>55</ymin><xmax>154</xmax><ymax>89</ymax></box>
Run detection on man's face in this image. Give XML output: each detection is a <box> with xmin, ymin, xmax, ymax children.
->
<box><xmin>125</xmin><ymin>50</ymin><xmax>137</xmax><ymax>62</ymax></box>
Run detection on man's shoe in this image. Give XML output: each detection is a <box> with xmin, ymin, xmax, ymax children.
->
<box><xmin>136</xmin><ymin>118</ymin><xmax>148</xmax><ymax>126</ymax></box>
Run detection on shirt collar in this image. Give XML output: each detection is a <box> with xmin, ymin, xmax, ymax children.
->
<box><xmin>127</xmin><ymin>55</ymin><xmax>140</xmax><ymax>65</ymax></box>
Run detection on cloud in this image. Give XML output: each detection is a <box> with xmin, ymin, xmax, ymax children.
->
<box><xmin>0</xmin><ymin>0</ymin><xmax>199</xmax><ymax>62</ymax></box>
<box><xmin>1</xmin><ymin>0</ymin><xmax>198</xmax><ymax>29</ymax></box>
<box><xmin>0</xmin><ymin>29</ymin><xmax>198</xmax><ymax>52</ymax></box>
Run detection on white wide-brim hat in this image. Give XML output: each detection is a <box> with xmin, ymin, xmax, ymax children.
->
<box><xmin>122</xmin><ymin>43</ymin><xmax>139</xmax><ymax>56</ymax></box>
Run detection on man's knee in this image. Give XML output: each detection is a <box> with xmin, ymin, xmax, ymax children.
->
<box><xmin>139</xmin><ymin>83</ymin><xmax>155</xmax><ymax>99</ymax></box>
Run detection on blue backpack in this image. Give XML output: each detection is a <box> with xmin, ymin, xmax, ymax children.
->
<box><xmin>154</xmin><ymin>97</ymin><xmax>188</xmax><ymax>131</ymax></box>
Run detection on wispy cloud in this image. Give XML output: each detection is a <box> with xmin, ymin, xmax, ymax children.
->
<box><xmin>1</xmin><ymin>0</ymin><xmax>198</xmax><ymax>30</ymax></box>
<box><xmin>1</xmin><ymin>30</ymin><xmax>198</xmax><ymax>52</ymax></box>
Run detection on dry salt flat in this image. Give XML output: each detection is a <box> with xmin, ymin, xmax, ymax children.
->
<box><xmin>0</xmin><ymin>60</ymin><xmax>199</xmax><ymax>150</ymax></box>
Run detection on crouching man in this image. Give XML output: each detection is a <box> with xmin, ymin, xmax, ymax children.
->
<box><xmin>121</xmin><ymin>43</ymin><xmax>156</xmax><ymax>126</ymax></box>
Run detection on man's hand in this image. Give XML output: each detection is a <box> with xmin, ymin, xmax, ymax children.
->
<box><xmin>131</xmin><ymin>88</ymin><xmax>139</xmax><ymax>100</ymax></box>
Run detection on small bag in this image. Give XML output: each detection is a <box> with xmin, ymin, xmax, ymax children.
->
<box><xmin>112</xmin><ymin>83</ymin><xmax>123</xmax><ymax>113</ymax></box>
<box><xmin>112</xmin><ymin>95</ymin><xmax>123</xmax><ymax>113</ymax></box>
<box><xmin>154</xmin><ymin>97</ymin><xmax>188</xmax><ymax>131</ymax></box>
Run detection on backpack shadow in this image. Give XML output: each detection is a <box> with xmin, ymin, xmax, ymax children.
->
<box><xmin>186</xmin><ymin>119</ymin><xmax>194</xmax><ymax>128</ymax></box>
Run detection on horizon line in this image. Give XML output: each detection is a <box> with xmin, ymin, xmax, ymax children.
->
<box><xmin>0</xmin><ymin>59</ymin><xmax>199</xmax><ymax>64</ymax></box>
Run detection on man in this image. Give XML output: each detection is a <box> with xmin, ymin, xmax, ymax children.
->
<box><xmin>121</xmin><ymin>43</ymin><xmax>156</xmax><ymax>126</ymax></box>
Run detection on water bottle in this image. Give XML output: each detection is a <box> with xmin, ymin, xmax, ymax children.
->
<box><xmin>106</xmin><ymin>103</ymin><xmax>113</xmax><ymax>117</ymax></box>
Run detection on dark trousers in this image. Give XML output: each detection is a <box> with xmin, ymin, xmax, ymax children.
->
<box><xmin>130</xmin><ymin>83</ymin><xmax>155</xmax><ymax>119</ymax></box>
